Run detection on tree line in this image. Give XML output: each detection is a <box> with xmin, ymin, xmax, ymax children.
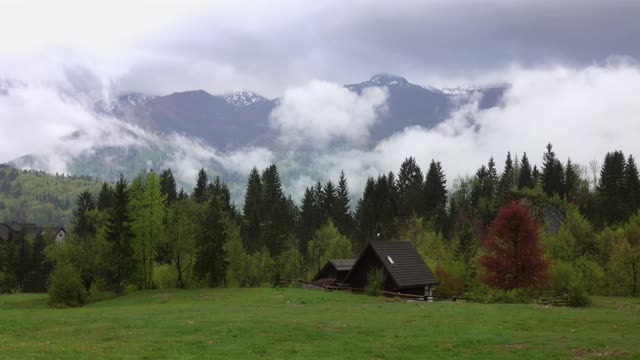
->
<box><xmin>1</xmin><ymin>142</ymin><xmax>639</xmax><ymax>303</ymax></box>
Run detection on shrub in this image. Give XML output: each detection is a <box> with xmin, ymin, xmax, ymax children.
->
<box><xmin>550</xmin><ymin>261</ymin><xmax>577</xmax><ymax>292</ymax></box>
<box><xmin>153</xmin><ymin>264</ymin><xmax>178</xmax><ymax>289</ymax></box>
<box><xmin>365</xmin><ymin>267</ymin><xmax>385</xmax><ymax>296</ymax></box>
<box><xmin>567</xmin><ymin>283</ymin><xmax>591</xmax><ymax>307</ymax></box>
<box><xmin>48</xmin><ymin>263</ymin><xmax>86</xmax><ymax>307</ymax></box>
<box><xmin>467</xmin><ymin>286</ymin><xmax>532</xmax><ymax>304</ymax></box>
<box><xmin>434</xmin><ymin>266</ymin><xmax>464</xmax><ymax>298</ymax></box>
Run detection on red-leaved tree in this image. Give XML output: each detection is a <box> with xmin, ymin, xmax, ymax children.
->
<box><xmin>480</xmin><ymin>201</ymin><xmax>549</xmax><ymax>290</ymax></box>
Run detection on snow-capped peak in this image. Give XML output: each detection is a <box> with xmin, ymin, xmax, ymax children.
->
<box><xmin>368</xmin><ymin>73</ymin><xmax>410</xmax><ymax>87</ymax></box>
<box><xmin>224</xmin><ymin>91</ymin><xmax>268</xmax><ymax>107</ymax></box>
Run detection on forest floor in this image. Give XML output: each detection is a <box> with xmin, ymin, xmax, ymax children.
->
<box><xmin>0</xmin><ymin>287</ymin><xmax>639</xmax><ymax>359</ymax></box>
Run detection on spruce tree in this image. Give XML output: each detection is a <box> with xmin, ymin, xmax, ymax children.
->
<box><xmin>102</xmin><ymin>175</ymin><xmax>135</xmax><ymax>294</ymax></box>
<box><xmin>354</xmin><ymin>178</ymin><xmax>377</xmax><ymax>251</ymax></box>
<box><xmin>193</xmin><ymin>168</ymin><xmax>209</xmax><ymax>203</ymax></box>
<box><xmin>334</xmin><ymin>171</ymin><xmax>353</xmax><ymax>237</ymax></box>
<box><xmin>97</xmin><ymin>182</ymin><xmax>114</xmax><ymax>211</ymax></box>
<box><xmin>261</xmin><ymin>164</ymin><xmax>288</xmax><ymax>256</ymax></box>
<box><xmin>321</xmin><ymin>181</ymin><xmax>337</xmax><ymax>221</ymax></box>
<box><xmin>598</xmin><ymin>151</ymin><xmax>627</xmax><ymax>225</ymax></box>
<box><xmin>159</xmin><ymin>169</ymin><xmax>177</xmax><ymax>205</ymax></box>
<box><xmin>518</xmin><ymin>152</ymin><xmax>533</xmax><ymax>189</ymax></box>
<box><xmin>242</xmin><ymin>167</ymin><xmax>262</xmax><ymax>253</ymax></box>
<box><xmin>498</xmin><ymin>152</ymin><xmax>514</xmax><ymax>202</ymax></box>
<box><xmin>625</xmin><ymin>155</ymin><xmax>640</xmax><ymax>216</ymax></box>
<box><xmin>424</xmin><ymin>160</ymin><xmax>447</xmax><ymax>225</ymax></box>
<box><xmin>194</xmin><ymin>198</ymin><xmax>228</xmax><ymax>287</ymax></box>
<box><xmin>564</xmin><ymin>158</ymin><xmax>579</xmax><ymax>202</ymax></box>
<box><xmin>397</xmin><ymin>157</ymin><xmax>424</xmax><ymax>217</ymax></box>
<box><xmin>541</xmin><ymin>143</ymin><xmax>564</xmax><ymax>197</ymax></box>
<box><xmin>298</xmin><ymin>187</ymin><xmax>318</xmax><ymax>255</ymax></box>
<box><xmin>73</xmin><ymin>190</ymin><xmax>96</xmax><ymax>238</ymax></box>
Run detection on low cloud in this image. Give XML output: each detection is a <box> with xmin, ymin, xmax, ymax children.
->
<box><xmin>269</xmin><ymin>81</ymin><xmax>388</xmax><ymax>148</ymax></box>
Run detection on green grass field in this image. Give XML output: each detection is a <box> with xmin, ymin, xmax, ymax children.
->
<box><xmin>1</xmin><ymin>288</ymin><xmax>639</xmax><ymax>359</ymax></box>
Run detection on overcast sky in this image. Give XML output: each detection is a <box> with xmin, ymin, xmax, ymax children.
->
<box><xmin>2</xmin><ymin>0</ymin><xmax>640</xmax><ymax>200</ymax></box>
<box><xmin>2</xmin><ymin>0</ymin><xmax>640</xmax><ymax>96</ymax></box>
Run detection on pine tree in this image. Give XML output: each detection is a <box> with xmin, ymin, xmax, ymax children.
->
<box><xmin>541</xmin><ymin>143</ymin><xmax>564</xmax><ymax>197</ymax></box>
<box><xmin>564</xmin><ymin>158</ymin><xmax>579</xmax><ymax>202</ymax></box>
<box><xmin>97</xmin><ymin>182</ymin><xmax>114</xmax><ymax>211</ymax></box>
<box><xmin>424</xmin><ymin>160</ymin><xmax>447</xmax><ymax>230</ymax></box>
<box><xmin>242</xmin><ymin>167</ymin><xmax>262</xmax><ymax>253</ymax></box>
<box><xmin>321</xmin><ymin>181</ymin><xmax>337</xmax><ymax>222</ymax></box>
<box><xmin>498</xmin><ymin>151</ymin><xmax>515</xmax><ymax>203</ymax></box>
<box><xmin>532</xmin><ymin>165</ymin><xmax>540</xmax><ymax>187</ymax></box>
<box><xmin>72</xmin><ymin>190</ymin><xmax>96</xmax><ymax>238</ymax></box>
<box><xmin>518</xmin><ymin>152</ymin><xmax>534</xmax><ymax>189</ymax></box>
<box><xmin>625</xmin><ymin>155</ymin><xmax>640</xmax><ymax>216</ymax></box>
<box><xmin>397</xmin><ymin>157</ymin><xmax>424</xmax><ymax>217</ymax></box>
<box><xmin>159</xmin><ymin>169</ymin><xmax>177</xmax><ymax>205</ymax></box>
<box><xmin>194</xmin><ymin>197</ymin><xmax>228</xmax><ymax>287</ymax></box>
<box><xmin>193</xmin><ymin>168</ymin><xmax>209</xmax><ymax>203</ymax></box>
<box><xmin>261</xmin><ymin>164</ymin><xmax>289</xmax><ymax>256</ymax></box>
<box><xmin>354</xmin><ymin>177</ymin><xmax>377</xmax><ymax>251</ymax></box>
<box><xmin>102</xmin><ymin>175</ymin><xmax>136</xmax><ymax>293</ymax></box>
<box><xmin>598</xmin><ymin>151</ymin><xmax>627</xmax><ymax>225</ymax></box>
<box><xmin>298</xmin><ymin>187</ymin><xmax>319</xmax><ymax>255</ymax></box>
<box><xmin>334</xmin><ymin>171</ymin><xmax>353</xmax><ymax>237</ymax></box>
<box><xmin>486</xmin><ymin>157</ymin><xmax>498</xmax><ymax>198</ymax></box>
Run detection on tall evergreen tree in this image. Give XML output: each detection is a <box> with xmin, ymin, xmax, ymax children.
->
<box><xmin>72</xmin><ymin>190</ymin><xmax>97</xmax><ymax>238</ymax></box>
<box><xmin>518</xmin><ymin>152</ymin><xmax>534</xmax><ymax>189</ymax></box>
<box><xmin>298</xmin><ymin>187</ymin><xmax>319</xmax><ymax>255</ymax></box>
<box><xmin>541</xmin><ymin>143</ymin><xmax>564</xmax><ymax>197</ymax></box>
<box><xmin>625</xmin><ymin>155</ymin><xmax>640</xmax><ymax>216</ymax></box>
<box><xmin>193</xmin><ymin>168</ymin><xmax>209</xmax><ymax>203</ymax></box>
<box><xmin>598</xmin><ymin>150</ymin><xmax>627</xmax><ymax>225</ymax></box>
<box><xmin>242</xmin><ymin>168</ymin><xmax>262</xmax><ymax>253</ymax></box>
<box><xmin>498</xmin><ymin>152</ymin><xmax>515</xmax><ymax>202</ymax></box>
<box><xmin>261</xmin><ymin>164</ymin><xmax>289</xmax><ymax>256</ymax></box>
<box><xmin>354</xmin><ymin>178</ymin><xmax>377</xmax><ymax>251</ymax></box>
<box><xmin>97</xmin><ymin>182</ymin><xmax>114</xmax><ymax>211</ymax></box>
<box><xmin>397</xmin><ymin>157</ymin><xmax>424</xmax><ymax>217</ymax></box>
<box><xmin>194</xmin><ymin>198</ymin><xmax>228</xmax><ymax>287</ymax></box>
<box><xmin>532</xmin><ymin>165</ymin><xmax>540</xmax><ymax>187</ymax></box>
<box><xmin>102</xmin><ymin>175</ymin><xmax>136</xmax><ymax>293</ymax></box>
<box><xmin>321</xmin><ymin>181</ymin><xmax>337</xmax><ymax>221</ymax></box>
<box><xmin>564</xmin><ymin>158</ymin><xmax>579</xmax><ymax>202</ymax></box>
<box><xmin>159</xmin><ymin>169</ymin><xmax>177</xmax><ymax>205</ymax></box>
<box><xmin>334</xmin><ymin>171</ymin><xmax>353</xmax><ymax>237</ymax></box>
<box><xmin>424</xmin><ymin>160</ymin><xmax>447</xmax><ymax>228</ymax></box>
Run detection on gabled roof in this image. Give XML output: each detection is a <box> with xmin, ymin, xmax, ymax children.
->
<box><xmin>329</xmin><ymin>259</ymin><xmax>356</xmax><ymax>271</ymax></box>
<box><xmin>349</xmin><ymin>241</ymin><xmax>439</xmax><ymax>288</ymax></box>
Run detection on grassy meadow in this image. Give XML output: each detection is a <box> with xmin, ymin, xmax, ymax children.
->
<box><xmin>1</xmin><ymin>288</ymin><xmax>639</xmax><ymax>359</ymax></box>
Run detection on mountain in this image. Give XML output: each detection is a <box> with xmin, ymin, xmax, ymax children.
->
<box><xmin>95</xmin><ymin>74</ymin><xmax>505</xmax><ymax>149</ymax></box>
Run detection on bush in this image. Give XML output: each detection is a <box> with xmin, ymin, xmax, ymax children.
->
<box><xmin>434</xmin><ymin>266</ymin><xmax>464</xmax><ymax>298</ymax></box>
<box><xmin>550</xmin><ymin>261</ymin><xmax>577</xmax><ymax>292</ymax></box>
<box><xmin>365</xmin><ymin>267</ymin><xmax>385</xmax><ymax>296</ymax></box>
<box><xmin>467</xmin><ymin>286</ymin><xmax>532</xmax><ymax>304</ymax></box>
<box><xmin>567</xmin><ymin>283</ymin><xmax>591</xmax><ymax>307</ymax></box>
<box><xmin>153</xmin><ymin>264</ymin><xmax>179</xmax><ymax>289</ymax></box>
<box><xmin>48</xmin><ymin>263</ymin><xmax>86</xmax><ymax>307</ymax></box>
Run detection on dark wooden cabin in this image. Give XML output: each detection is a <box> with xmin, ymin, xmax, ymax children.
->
<box><xmin>312</xmin><ymin>259</ymin><xmax>356</xmax><ymax>285</ymax></box>
<box><xmin>343</xmin><ymin>241</ymin><xmax>439</xmax><ymax>295</ymax></box>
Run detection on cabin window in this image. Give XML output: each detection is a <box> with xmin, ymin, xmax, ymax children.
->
<box><xmin>386</xmin><ymin>256</ymin><xmax>394</xmax><ymax>264</ymax></box>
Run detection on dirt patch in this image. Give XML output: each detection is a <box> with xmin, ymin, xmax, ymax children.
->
<box><xmin>571</xmin><ymin>348</ymin><xmax>625</xmax><ymax>359</ymax></box>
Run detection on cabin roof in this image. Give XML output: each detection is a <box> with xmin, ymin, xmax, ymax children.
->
<box><xmin>348</xmin><ymin>241</ymin><xmax>439</xmax><ymax>289</ymax></box>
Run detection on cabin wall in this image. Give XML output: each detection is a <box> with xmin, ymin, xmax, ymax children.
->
<box><xmin>347</xmin><ymin>247</ymin><xmax>396</xmax><ymax>291</ymax></box>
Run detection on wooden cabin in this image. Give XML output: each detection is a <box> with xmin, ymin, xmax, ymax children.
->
<box><xmin>343</xmin><ymin>241</ymin><xmax>439</xmax><ymax>296</ymax></box>
<box><xmin>312</xmin><ymin>259</ymin><xmax>356</xmax><ymax>286</ymax></box>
